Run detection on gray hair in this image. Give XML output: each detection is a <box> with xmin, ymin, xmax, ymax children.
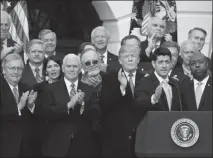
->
<box><xmin>2</xmin><ymin>53</ymin><xmax>24</xmax><ymax>69</ymax></box>
<box><xmin>27</xmin><ymin>39</ymin><xmax>45</xmax><ymax>53</ymax></box>
<box><xmin>180</xmin><ymin>40</ymin><xmax>198</xmax><ymax>54</ymax></box>
<box><xmin>80</xmin><ymin>48</ymin><xmax>100</xmax><ymax>61</ymax></box>
<box><xmin>91</xmin><ymin>26</ymin><xmax>110</xmax><ymax>40</ymax></box>
<box><xmin>38</xmin><ymin>29</ymin><xmax>56</xmax><ymax>40</ymax></box>
<box><xmin>63</xmin><ymin>53</ymin><xmax>81</xmax><ymax>66</ymax></box>
<box><xmin>0</xmin><ymin>10</ymin><xmax>11</xmax><ymax>26</ymax></box>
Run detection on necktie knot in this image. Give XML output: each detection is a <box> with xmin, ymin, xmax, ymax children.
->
<box><xmin>35</xmin><ymin>67</ymin><xmax>40</xmax><ymax>73</ymax></box>
<box><xmin>71</xmin><ymin>83</ymin><xmax>75</xmax><ymax>88</ymax></box>
<box><xmin>197</xmin><ymin>82</ymin><xmax>203</xmax><ymax>86</ymax></box>
<box><xmin>100</xmin><ymin>55</ymin><xmax>104</xmax><ymax>63</ymax></box>
<box><xmin>128</xmin><ymin>73</ymin><xmax>133</xmax><ymax>78</ymax></box>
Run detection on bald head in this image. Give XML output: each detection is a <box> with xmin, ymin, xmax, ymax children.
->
<box><xmin>189</xmin><ymin>53</ymin><xmax>208</xmax><ymax>81</ymax></box>
<box><xmin>62</xmin><ymin>54</ymin><xmax>81</xmax><ymax>82</ymax></box>
<box><xmin>147</xmin><ymin>16</ymin><xmax>166</xmax><ymax>39</ymax></box>
<box><xmin>1</xmin><ymin>10</ymin><xmax>11</xmax><ymax>41</ymax></box>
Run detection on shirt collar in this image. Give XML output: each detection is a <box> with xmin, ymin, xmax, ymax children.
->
<box><xmin>123</xmin><ymin>70</ymin><xmax>136</xmax><ymax>78</ymax></box>
<box><xmin>64</xmin><ymin>77</ymin><xmax>79</xmax><ymax>90</ymax></box>
<box><xmin>154</xmin><ymin>71</ymin><xmax>169</xmax><ymax>83</ymax></box>
<box><xmin>182</xmin><ymin>64</ymin><xmax>191</xmax><ymax>76</ymax></box>
<box><xmin>6</xmin><ymin>80</ymin><xmax>19</xmax><ymax>92</ymax></box>
<box><xmin>29</xmin><ymin>62</ymin><xmax>43</xmax><ymax>72</ymax></box>
<box><xmin>45</xmin><ymin>51</ymin><xmax>56</xmax><ymax>58</ymax></box>
<box><xmin>193</xmin><ymin>75</ymin><xmax>209</xmax><ymax>86</ymax></box>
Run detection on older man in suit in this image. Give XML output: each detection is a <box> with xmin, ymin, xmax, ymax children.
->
<box><xmin>40</xmin><ymin>54</ymin><xmax>101</xmax><ymax>157</ymax></box>
<box><xmin>1</xmin><ymin>11</ymin><xmax>23</xmax><ymax>60</ymax></box>
<box><xmin>91</xmin><ymin>26</ymin><xmax>120</xmax><ymax>73</ymax></box>
<box><xmin>20</xmin><ymin>39</ymin><xmax>46</xmax><ymax>88</ymax></box>
<box><xmin>181</xmin><ymin>53</ymin><xmax>212</xmax><ymax>111</ymax></box>
<box><xmin>134</xmin><ymin>47</ymin><xmax>183</xmax><ymax>112</ymax></box>
<box><xmin>140</xmin><ymin>16</ymin><xmax>172</xmax><ymax>62</ymax></box>
<box><xmin>101</xmin><ymin>45</ymin><xmax>146</xmax><ymax>157</ymax></box>
<box><xmin>38</xmin><ymin>29</ymin><xmax>65</xmax><ymax>61</ymax></box>
<box><xmin>0</xmin><ymin>53</ymin><xmax>37</xmax><ymax>157</ymax></box>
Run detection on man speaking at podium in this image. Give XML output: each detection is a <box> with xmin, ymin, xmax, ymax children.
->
<box><xmin>134</xmin><ymin>47</ymin><xmax>183</xmax><ymax>111</ymax></box>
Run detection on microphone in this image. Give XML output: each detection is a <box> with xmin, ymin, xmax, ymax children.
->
<box><xmin>169</xmin><ymin>78</ymin><xmax>183</xmax><ymax>111</ymax></box>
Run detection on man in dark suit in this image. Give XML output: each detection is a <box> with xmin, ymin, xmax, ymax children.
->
<box><xmin>134</xmin><ymin>47</ymin><xmax>183</xmax><ymax>112</ymax></box>
<box><xmin>121</xmin><ymin>34</ymin><xmax>154</xmax><ymax>75</ymax></box>
<box><xmin>38</xmin><ymin>29</ymin><xmax>65</xmax><ymax>61</ymax></box>
<box><xmin>20</xmin><ymin>39</ymin><xmax>46</xmax><ymax>88</ymax></box>
<box><xmin>101</xmin><ymin>45</ymin><xmax>146</xmax><ymax>157</ymax></box>
<box><xmin>181</xmin><ymin>53</ymin><xmax>212</xmax><ymax>111</ymax></box>
<box><xmin>40</xmin><ymin>54</ymin><xmax>101</xmax><ymax>157</ymax></box>
<box><xmin>91</xmin><ymin>26</ymin><xmax>120</xmax><ymax>72</ymax></box>
<box><xmin>1</xmin><ymin>11</ymin><xmax>23</xmax><ymax>60</ymax></box>
<box><xmin>0</xmin><ymin>53</ymin><xmax>37</xmax><ymax>157</ymax></box>
<box><xmin>140</xmin><ymin>16</ymin><xmax>173</xmax><ymax>62</ymax></box>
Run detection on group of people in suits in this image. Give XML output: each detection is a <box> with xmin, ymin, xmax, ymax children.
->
<box><xmin>1</xmin><ymin>10</ymin><xmax>212</xmax><ymax>158</ymax></box>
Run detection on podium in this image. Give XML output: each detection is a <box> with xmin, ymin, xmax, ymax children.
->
<box><xmin>135</xmin><ymin>111</ymin><xmax>212</xmax><ymax>157</ymax></box>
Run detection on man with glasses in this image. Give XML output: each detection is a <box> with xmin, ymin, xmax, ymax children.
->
<box><xmin>91</xmin><ymin>26</ymin><xmax>120</xmax><ymax>73</ymax></box>
<box><xmin>100</xmin><ymin>45</ymin><xmax>146</xmax><ymax>157</ymax></box>
<box><xmin>40</xmin><ymin>54</ymin><xmax>101</xmax><ymax>157</ymax></box>
<box><xmin>181</xmin><ymin>53</ymin><xmax>212</xmax><ymax>111</ymax></box>
<box><xmin>0</xmin><ymin>53</ymin><xmax>37</xmax><ymax>157</ymax></box>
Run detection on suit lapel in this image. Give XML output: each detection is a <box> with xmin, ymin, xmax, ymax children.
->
<box><xmin>189</xmin><ymin>80</ymin><xmax>198</xmax><ymax>111</ymax></box>
<box><xmin>198</xmin><ymin>78</ymin><xmax>211</xmax><ymax>110</ymax></box>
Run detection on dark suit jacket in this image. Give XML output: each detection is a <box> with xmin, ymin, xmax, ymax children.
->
<box><xmin>40</xmin><ymin>79</ymin><xmax>101</xmax><ymax>157</ymax></box>
<box><xmin>106</xmin><ymin>51</ymin><xmax>121</xmax><ymax>72</ymax></box>
<box><xmin>100</xmin><ymin>70</ymin><xmax>146</xmax><ymax>157</ymax></box>
<box><xmin>20</xmin><ymin>62</ymin><xmax>46</xmax><ymax>89</ymax></box>
<box><xmin>181</xmin><ymin>76</ymin><xmax>212</xmax><ymax>111</ymax></box>
<box><xmin>0</xmin><ymin>76</ymin><xmax>32</xmax><ymax>157</ymax></box>
<box><xmin>134</xmin><ymin>73</ymin><xmax>183</xmax><ymax>111</ymax></box>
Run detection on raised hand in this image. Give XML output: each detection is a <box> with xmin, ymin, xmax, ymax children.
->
<box><xmin>77</xmin><ymin>90</ymin><xmax>85</xmax><ymax>105</ymax></box>
<box><xmin>67</xmin><ymin>93</ymin><xmax>79</xmax><ymax>109</ymax></box>
<box><xmin>18</xmin><ymin>91</ymin><xmax>30</xmax><ymax>111</ymax></box>
<box><xmin>1</xmin><ymin>47</ymin><xmax>15</xmax><ymax>59</ymax></box>
<box><xmin>118</xmin><ymin>68</ymin><xmax>127</xmax><ymax>92</ymax></box>
<box><xmin>27</xmin><ymin>90</ymin><xmax>37</xmax><ymax>108</ymax></box>
<box><xmin>164</xmin><ymin>33</ymin><xmax>172</xmax><ymax>42</ymax></box>
<box><xmin>88</xmin><ymin>76</ymin><xmax>102</xmax><ymax>87</ymax></box>
<box><xmin>100</xmin><ymin>63</ymin><xmax>108</xmax><ymax>72</ymax></box>
<box><xmin>153</xmin><ymin>84</ymin><xmax>163</xmax><ymax>103</ymax></box>
<box><xmin>13</xmin><ymin>41</ymin><xmax>23</xmax><ymax>54</ymax></box>
<box><xmin>146</xmin><ymin>33</ymin><xmax>157</xmax><ymax>57</ymax></box>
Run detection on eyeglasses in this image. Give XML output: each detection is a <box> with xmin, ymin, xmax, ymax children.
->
<box><xmin>6</xmin><ymin>67</ymin><xmax>24</xmax><ymax>72</ymax></box>
<box><xmin>84</xmin><ymin>60</ymin><xmax>98</xmax><ymax>66</ymax></box>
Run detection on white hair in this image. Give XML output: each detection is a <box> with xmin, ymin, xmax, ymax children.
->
<box><xmin>63</xmin><ymin>53</ymin><xmax>81</xmax><ymax>66</ymax></box>
<box><xmin>180</xmin><ymin>40</ymin><xmax>198</xmax><ymax>54</ymax></box>
<box><xmin>91</xmin><ymin>26</ymin><xmax>110</xmax><ymax>40</ymax></box>
<box><xmin>0</xmin><ymin>10</ymin><xmax>11</xmax><ymax>26</ymax></box>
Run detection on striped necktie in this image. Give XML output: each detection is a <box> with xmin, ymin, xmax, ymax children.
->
<box><xmin>128</xmin><ymin>73</ymin><xmax>134</xmax><ymax>97</ymax></box>
<box><xmin>13</xmin><ymin>87</ymin><xmax>19</xmax><ymax>104</ymax></box>
<box><xmin>70</xmin><ymin>83</ymin><xmax>76</xmax><ymax>98</ymax></box>
<box><xmin>195</xmin><ymin>82</ymin><xmax>203</xmax><ymax>109</ymax></box>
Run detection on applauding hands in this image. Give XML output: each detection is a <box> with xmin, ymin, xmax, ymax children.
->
<box><xmin>18</xmin><ymin>90</ymin><xmax>37</xmax><ymax>111</ymax></box>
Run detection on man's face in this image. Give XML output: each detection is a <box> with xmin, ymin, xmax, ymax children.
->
<box><xmin>190</xmin><ymin>54</ymin><xmax>208</xmax><ymax>80</ymax></box>
<box><xmin>62</xmin><ymin>57</ymin><xmax>81</xmax><ymax>82</ymax></box>
<box><xmin>81</xmin><ymin>50</ymin><xmax>100</xmax><ymax>74</ymax></box>
<box><xmin>189</xmin><ymin>30</ymin><xmax>206</xmax><ymax>51</ymax></box>
<box><xmin>152</xmin><ymin>55</ymin><xmax>171</xmax><ymax>78</ymax></box>
<box><xmin>0</xmin><ymin>14</ymin><xmax>10</xmax><ymax>41</ymax></box>
<box><xmin>3</xmin><ymin>59</ymin><xmax>24</xmax><ymax>85</ymax></box>
<box><xmin>148</xmin><ymin>18</ymin><xmax>166</xmax><ymax>39</ymax></box>
<box><xmin>119</xmin><ymin>51</ymin><xmax>140</xmax><ymax>73</ymax></box>
<box><xmin>27</xmin><ymin>44</ymin><xmax>45</xmax><ymax>64</ymax></box>
<box><xmin>167</xmin><ymin>47</ymin><xmax>179</xmax><ymax>70</ymax></box>
<box><xmin>92</xmin><ymin>29</ymin><xmax>109</xmax><ymax>50</ymax></box>
<box><xmin>42</xmin><ymin>33</ymin><xmax>56</xmax><ymax>52</ymax></box>
<box><xmin>181</xmin><ymin>44</ymin><xmax>196</xmax><ymax>65</ymax></box>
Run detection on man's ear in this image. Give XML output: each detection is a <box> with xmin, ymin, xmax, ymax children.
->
<box><xmin>152</xmin><ymin>61</ymin><xmax>155</xmax><ymax>69</ymax></box>
<box><xmin>62</xmin><ymin>65</ymin><xmax>65</xmax><ymax>73</ymax></box>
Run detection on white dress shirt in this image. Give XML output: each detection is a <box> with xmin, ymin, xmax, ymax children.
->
<box><xmin>193</xmin><ymin>75</ymin><xmax>209</xmax><ymax>109</ymax></box>
<box><xmin>151</xmin><ymin>71</ymin><xmax>173</xmax><ymax>110</ymax></box>
<box><xmin>45</xmin><ymin>51</ymin><xmax>56</xmax><ymax>58</ymax></box>
<box><xmin>120</xmin><ymin>70</ymin><xmax>136</xmax><ymax>96</ymax></box>
<box><xmin>64</xmin><ymin>77</ymin><xmax>84</xmax><ymax>114</ymax></box>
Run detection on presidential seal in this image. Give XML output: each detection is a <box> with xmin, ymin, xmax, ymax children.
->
<box><xmin>171</xmin><ymin>118</ymin><xmax>199</xmax><ymax>148</ymax></box>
